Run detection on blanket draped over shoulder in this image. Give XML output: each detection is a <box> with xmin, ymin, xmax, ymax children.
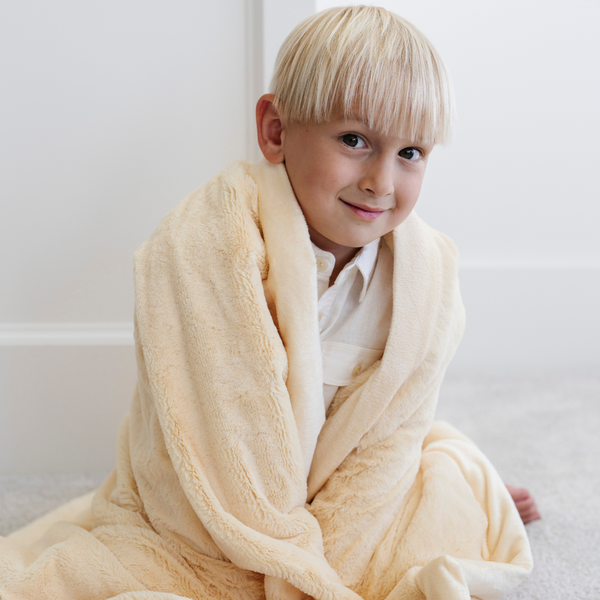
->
<box><xmin>0</xmin><ymin>160</ymin><xmax>532</xmax><ymax>600</ymax></box>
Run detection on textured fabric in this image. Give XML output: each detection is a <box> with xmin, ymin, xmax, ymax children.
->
<box><xmin>0</xmin><ymin>159</ymin><xmax>532</xmax><ymax>600</ymax></box>
<box><xmin>312</xmin><ymin>239</ymin><xmax>392</xmax><ymax>410</ymax></box>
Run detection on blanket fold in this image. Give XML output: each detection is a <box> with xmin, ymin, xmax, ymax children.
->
<box><xmin>0</xmin><ymin>159</ymin><xmax>532</xmax><ymax>600</ymax></box>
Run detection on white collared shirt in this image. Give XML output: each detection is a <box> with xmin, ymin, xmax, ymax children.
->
<box><xmin>312</xmin><ymin>238</ymin><xmax>393</xmax><ymax>410</ymax></box>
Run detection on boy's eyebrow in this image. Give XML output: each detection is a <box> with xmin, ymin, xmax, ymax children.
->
<box><xmin>340</xmin><ymin>111</ymin><xmax>370</xmax><ymax>127</ymax></box>
<box><xmin>335</xmin><ymin>110</ymin><xmax>430</xmax><ymax>147</ymax></box>
<box><xmin>336</xmin><ymin>112</ymin><xmax>400</xmax><ymax>139</ymax></box>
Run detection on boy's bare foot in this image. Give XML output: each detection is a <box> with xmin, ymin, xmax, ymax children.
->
<box><xmin>506</xmin><ymin>484</ymin><xmax>541</xmax><ymax>524</ymax></box>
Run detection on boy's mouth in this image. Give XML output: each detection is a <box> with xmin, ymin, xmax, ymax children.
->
<box><xmin>340</xmin><ymin>199</ymin><xmax>386</xmax><ymax>221</ymax></box>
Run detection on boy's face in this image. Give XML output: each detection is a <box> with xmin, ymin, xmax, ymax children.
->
<box><xmin>280</xmin><ymin>111</ymin><xmax>433</xmax><ymax>254</ymax></box>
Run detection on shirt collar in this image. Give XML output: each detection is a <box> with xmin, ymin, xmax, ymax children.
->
<box><xmin>354</xmin><ymin>238</ymin><xmax>380</xmax><ymax>302</ymax></box>
<box><xmin>311</xmin><ymin>237</ymin><xmax>380</xmax><ymax>302</ymax></box>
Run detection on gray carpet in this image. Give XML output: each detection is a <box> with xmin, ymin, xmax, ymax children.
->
<box><xmin>0</xmin><ymin>472</ymin><xmax>107</xmax><ymax>536</ymax></box>
<box><xmin>1</xmin><ymin>373</ymin><xmax>599</xmax><ymax>598</ymax></box>
<box><xmin>436</xmin><ymin>373</ymin><xmax>600</xmax><ymax>599</ymax></box>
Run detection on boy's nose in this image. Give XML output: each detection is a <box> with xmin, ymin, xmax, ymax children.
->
<box><xmin>358</xmin><ymin>158</ymin><xmax>395</xmax><ymax>198</ymax></box>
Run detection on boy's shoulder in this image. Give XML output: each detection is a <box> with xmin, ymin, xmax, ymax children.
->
<box><xmin>383</xmin><ymin>211</ymin><xmax>460</xmax><ymax>275</ymax></box>
<box><xmin>135</xmin><ymin>160</ymin><xmax>264</xmax><ymax>272</ymax></box>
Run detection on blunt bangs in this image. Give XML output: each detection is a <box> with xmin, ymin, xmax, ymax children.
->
<box><xmin>270</xmin><ymin>6</ymin><xmax>454</xmax><ymax>145</ymax></box>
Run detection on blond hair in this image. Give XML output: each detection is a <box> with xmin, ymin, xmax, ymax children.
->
<box><xmin>270</xmin><ymin>5</ymin><xmax>453</xmax><ymax>145</ymax></box>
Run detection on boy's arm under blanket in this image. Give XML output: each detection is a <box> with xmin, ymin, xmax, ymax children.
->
<box><xmin>126</xmin><ymin>161</ymin><xmax>359</xmax><ymax>599</ymax></box>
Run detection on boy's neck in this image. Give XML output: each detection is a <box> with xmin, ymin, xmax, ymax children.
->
<box><xmin>328</xmin><ymin>247</ymin><xmax>360</xmax><ymax>287</ymax></box>
<box><xmin>308</xmin><ymin>225</ymin><xmax>361</xmax><ymax>286</ymax></box>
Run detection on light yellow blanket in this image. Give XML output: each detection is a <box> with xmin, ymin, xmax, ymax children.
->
<box><xmin>0</xmin><ymin>159</ymin><xmax>532</xmax><ymax>600</ymax></box>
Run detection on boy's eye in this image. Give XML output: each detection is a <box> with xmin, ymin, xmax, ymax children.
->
<box><xmin>399</xmin><ymin>147</ymin><xmax>421</xmax><ymax>161</ymax></box>
<box><xmin>341</xmin><ymin>134</ymin><xmax>366</xmax><ymax>148</ymax></box>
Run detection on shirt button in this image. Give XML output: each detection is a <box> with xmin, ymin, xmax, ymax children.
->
<box><xmin>352</xmin><ymin>364</ymin><xmax>363</xmax><ymax>377</ymax></box>
<box><xmin>316</xmin><ymin>258</ymin><xmax>328</xmax><ymax>272</ymax></box>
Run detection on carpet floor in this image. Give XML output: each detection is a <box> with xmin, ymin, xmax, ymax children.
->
<box><xmin>1</xmin><ymin>372</ymin><xmax>599</xmax><ymax>598</ymax></box>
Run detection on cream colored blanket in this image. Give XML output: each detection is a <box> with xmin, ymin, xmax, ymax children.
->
<box><xmin>0</xmin><ymin>159</ymin><xmax>532</xmax><ymax>600</ymax></box>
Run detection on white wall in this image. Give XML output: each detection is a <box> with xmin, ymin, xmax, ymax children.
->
<box><xmin>1</xmin><ymin>0</ymin><xmax>598</xmax><ymax>474</ymax></box>
<box><xmin>0</xmin><ymin>0</ymin><xmax>250</xmax><ymax>474</ymax></box>
<box><xmin>1</xmin><ymin>0</ymin><xmax>248</xmax><ymax>324</ymax></box>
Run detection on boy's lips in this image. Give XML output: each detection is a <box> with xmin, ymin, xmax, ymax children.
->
<box><xmin>340</xmin><ymin>199</ymin><xmax>386</xmax><ymax>221</ymax></box>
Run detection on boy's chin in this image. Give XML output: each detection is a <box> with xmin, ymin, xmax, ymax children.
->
<box><xmin>318</xmin><ymin>234</ymin><xmax>380</xmax><ymax>253</ymax></box>
<box><xmin>334</xmin><ymin>229</ymin><xmax>388</xmax><ymax>248</ymax></box>
<box><xmin>307</xmin><ymin>222</ymin><xmax>389</xmax><ymax>253</ymax></box>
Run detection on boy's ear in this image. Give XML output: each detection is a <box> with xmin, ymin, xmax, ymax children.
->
<box><xmin>256</xmin><ymin>94</ymin><xmax>286</xmax><ymax>164</ymax></box>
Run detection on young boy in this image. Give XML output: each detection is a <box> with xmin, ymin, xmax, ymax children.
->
<box><xmin>0</xmin><ymin>6</ymin><xmax>537</xmax><ymax>600</ymax></box>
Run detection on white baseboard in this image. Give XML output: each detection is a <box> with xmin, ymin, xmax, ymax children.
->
<box><xmin>0</xmin><ymin>345</ymin><xmax>137</xmax><ymax>474</ymax></box>
<box><xmin>449</xmin><ymin>264</ymin><xmax>599</xmax><ymax>372</ymax></box>
<box><xmin>0</xmin><ymin>323</ymin><xmax>134</xmax><ymax>346</ymax></box>
<box><xmin>0</xmin><ymin>265</ymin><xmax>598</xmax><ymax>364</ymax></box>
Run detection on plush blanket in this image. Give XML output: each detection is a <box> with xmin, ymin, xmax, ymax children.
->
<box><xmin>0</xmin><ymin>159</ymin><xmax>532</xmax><ymax>600</ymax></box>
